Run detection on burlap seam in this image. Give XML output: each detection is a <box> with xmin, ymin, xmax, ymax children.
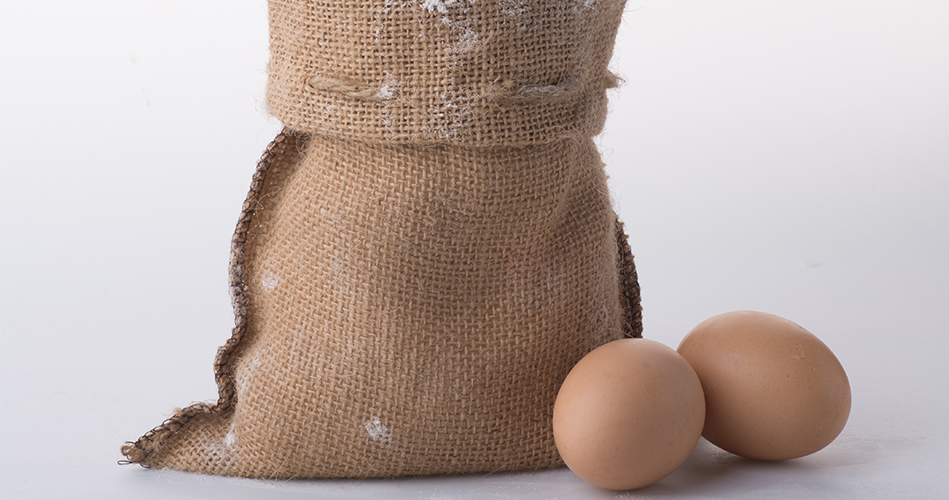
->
<box><xmin>120</xmin><ymin>129</ymin><xmax>300</xmax><ymax>465</ymax></box>
<box><xmin>616</xmin><ymin>219</ymin><xmax>643</xmax><ymax>338</ymax></box>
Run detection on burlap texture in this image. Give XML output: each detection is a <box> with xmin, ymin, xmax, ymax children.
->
<box><xmin>121</xmin><ymin>0</ymin><xmax>642</xmax><ymax>478</ymax></box>
<box><xmin>267</xmin><ymin>0</ymin><xmax>625</xmax><ymax>144</ymax></box>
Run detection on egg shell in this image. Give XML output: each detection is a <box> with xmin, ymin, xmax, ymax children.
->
<box><xmin>677</xmin><ymin>311</ymin><xmax>851</xmax><ymax>461</ymax></box>
<box><xmin>553</xmin><ymin>338</ymin><xmax>706</xmax><ymax>490</ymax></box>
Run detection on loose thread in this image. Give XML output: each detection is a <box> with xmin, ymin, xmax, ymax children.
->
<box><xmin>308</xmin><ymin>76</ymin><xmax>392</xmax><ymax>101</ymax></box>
<box><xmin>307</xmin><ymin>73</ymin><xmax>621</xmax><ymax>104</ymax></box>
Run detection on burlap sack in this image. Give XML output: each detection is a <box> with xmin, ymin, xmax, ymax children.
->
<box><xmin>121</xmin><ymin>0</ymin><xmax>641</xmax><ymax>478</ymax></box>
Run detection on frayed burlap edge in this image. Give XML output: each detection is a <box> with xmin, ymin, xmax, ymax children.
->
<box><xmin>616</xmin><ymin>220</ymin><xmax>643</xmax><ymax>339</ymax></box>
<box><xmin>120</xmin><ymin>128</ymin><xmax>303</xmax><ymax>466</ymax></box>
<box><xmin>119</xmin><ymin>129</ymin><xmax>643</xmax><ymax>467</ymax></box>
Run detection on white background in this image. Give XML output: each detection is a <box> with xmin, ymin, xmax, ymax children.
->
<box><xmin>2</xmin><ymin>1</ymin><xmax>947</xmax><ymax>498</ymax></box>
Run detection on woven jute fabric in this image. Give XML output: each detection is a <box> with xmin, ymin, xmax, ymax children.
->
<box><xmin>267</xmin><ymin>0</ymin><xmax>625</xmax><ymax>145</ymax></box>
<box><xmin>121</xmin><ymin>0</ymin><xmax>641</xmax><ymax>478</ymax></box>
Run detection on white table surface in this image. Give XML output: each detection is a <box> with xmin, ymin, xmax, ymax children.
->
<box><xmin>2</xmin><ymin>1</ymin><xmax>947</xmax><ymax>498</ymax></box>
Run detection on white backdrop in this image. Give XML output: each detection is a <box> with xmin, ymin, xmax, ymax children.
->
<box><xmin>2</xmin><ymin>1</ymin><xmax>947</xmax><ymax>498</ymax></box>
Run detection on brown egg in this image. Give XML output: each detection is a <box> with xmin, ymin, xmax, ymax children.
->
<box><xmin>677</xmin><ymin>311</ymin><xmax>851</xmax><ymax>461</ymax></box>
<box><xmin>553</xmin><ymin>338</ymin><xmax>706</xmax><ymax>490</ymax></box>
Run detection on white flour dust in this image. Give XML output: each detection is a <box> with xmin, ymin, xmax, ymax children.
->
<box><xmin>236</xmin><ymin>353</ymin><xmax>263</xmax><ymax>394</ymax></box>
<box><xmin>421</xmin><ymin>0</ymin><xmax>472</xmax><ymax>14</ymax></box>
<box><xmin>223</xmin><ymin>428</ymin><xmax>238</xmax><ymax>447</ymax></box>
<box><xmin>378</xmin><ymin>73</ymin><xmax>398</xmax><ymax>100</ymax></box>
<box><xmin>261</xmin><ymin>271</ymin><xmax>279</xmax><ymax>293</ymax></box>
<box><xmin>364</xmin><ymin>416</ymin><xmax>393</xmax><ymax>443</ymax></box>
<box><xmin>206</xmin><ymin>421</ymin><xmax>239</xmax><ymax>463</ymax></box>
